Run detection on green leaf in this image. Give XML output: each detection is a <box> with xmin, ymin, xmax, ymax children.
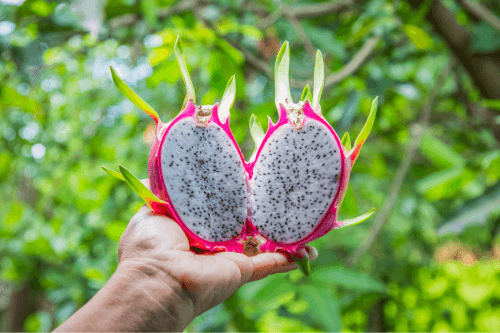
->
<box><xmin>470</xmin><ymin>22</ymin><xmax>500</xmax><ymax>54</ymax></box>
<box><xmin>312</xmin><ymin>50</ymin><xmax>324</xmax><ymax>109</ymax></box>
<box><xmin>438</xmin><ymin>180</ymin><xmax>500</xmax><ymax>235</ymax></box>
<box><xmin>417</xmin><ymin>167</ymin><xmax>474</xmax><ymax>201</ymax></box>
<box><xmin>341</xmin><ymin>132</ymin><xmax>351</xmax><ymax>151</ymax></box>
<box><xmin>352</xmin><ymin>96</ymin><xmax>378</xmax><ymax>159</ymax></box>
<box><xmin>275</xmin><ymin>41</ymin><xmax>292</xmax><ymax>107</ymax></box>
<box><xmin>141</xmin><ymin>0</ymin><xmax>158</xmax><ymax>26</ymax></box>
<box><xmin>402</xmin><ymin>24</ymin><xmax>434</xmax><ymax>50</ymax></box>
<box><xmin>110</xmin><ymin>66</ymin><xmax>160</xmax><ymax>124</ymax></box>
<box><xmin>2</xmin><ymin>203</ymin><xmax>23</xmax><ymax>230</ymax></box>
<box><xmin>419</xmin><ymin>134</ymin><xmax>465</xmax><ymax>168</ymax></box>
<box><xmin>481</xmin><ymin>99</ymin><xmax>500</xmax><ymax>111</ymax></box>
<box><xmin>105</xmin><ymin>221</ymin><xmax>127</xmax><ymax>241</ymax></box>
<box><xmin>254</xmin><ymin>275</ymin><xmax>293</xmax><ymax>303</ymax></box>
<box><xmin>249</xmin><ymin>114</ymin><xmax>265</xmax><ymax>149</ymax></box>
<box><xmin>312</xmin><ymin>266</ymin><xmax>386</xmax><ymax>293</ymax></box>
<box><xmin>336</xmin><ymin>208</ymin><xmax>375</xmax><ymax>228</ymax></box>
<box><xmin>101</xmin><ymin>166</ymin><xmax>125</xmax><ymax>181</ymax></box>
<box><xmin>298</xmin><ymin>284</ymin><xmax>342</xmax><ymax>332</ymax></box>
<box><xmin>118</xmin><ymin>165</ymin><xmax>166</xmax><ymax>209</ymax></box>
<box><xmin>83</xmin><ymin>267</ymin><xmax>105</xmax><ymax>281</ymax></box>
<box><xmin>174</xmin><ymin>36</ymin><xmax>196</xmax><ymax>107</ymax></box>
<box><xmin>24</xmin><ymin>311</ymin><xmax>52</xmax><ymax>333</ymax></box>
<box><xmin>300</xmin><ymin>85</ymin><xmax>313</xmax><ymax>102</ymax></box>
<box><xmin>219</xmin><ymin>75</ymin><xmax>236</xmax><ymax>123</ymax></box>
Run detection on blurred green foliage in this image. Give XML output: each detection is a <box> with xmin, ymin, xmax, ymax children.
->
<box><xmin>1</xmin><ymin>0</ymin><xmax>500</xmax><ymax>331</ymax></box>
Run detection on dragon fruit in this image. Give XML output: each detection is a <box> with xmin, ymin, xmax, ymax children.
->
<box><xmin>104</xmin><ymin>37</ymin><xmax>378</xmax><ymax>276</ymax></box>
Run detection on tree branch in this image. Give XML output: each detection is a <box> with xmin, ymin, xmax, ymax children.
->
<box><xmin>346</xmin><ymin>60</ymin><xmax>454</xmax><ymax>267</ymax></box>
<box><xmin>323</xmin><ymin>36</ymin><xmax>380</xmax><ymax>88</ymax></box>
<box><xmin>111</xmin><ymin>0</ymin><xmax>379</xmax><ymax>91</ymax></box>
<box><xmin>283</xmin><ymin>8</ymin><xmax>316</xmax><ymax>59</ymax></box>
<box><xmin>218</xmin><ymin>34</ymin><xmax>379</xmax><ymax>89</ymax></box>
<box><xmin>258</xmin><ymin>0</ymin><xmax>360</xmax><ymax>29</ymax></box>
<box><xmin>291</xmin><ymin>0</ymin><xmax>360</xmax><ymax>19</ymax></box>
<box><xmin>407</xmin><ymin>0</ymin><xmax>500</xmax><ymax>100</ymax></box>
<box><xmin>457</xmin><ymin>0</ymin><xmax>500</xmax><ymax>33</ymax></box>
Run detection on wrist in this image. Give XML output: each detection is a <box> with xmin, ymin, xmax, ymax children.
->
<box><xmin>55</xmin><ymin>259</ymin><xmax>195</xmax><ymax>332</ymax></box>
<box><xmin>113</xmin><ymin>258</ymin><xmax>196</xmax><ymax>332</ymax></box>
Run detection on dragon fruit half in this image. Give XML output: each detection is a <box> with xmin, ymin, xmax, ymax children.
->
<box><xmin>104</xmin><ymin>37</ymin><xmax>378</xmax><ymax>276</ymax></box>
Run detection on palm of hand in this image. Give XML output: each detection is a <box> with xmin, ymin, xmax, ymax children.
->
<box><xmin>117</xmin><ymin>206</ymin><xmax>317</xmax><ymax>319</ymax></box>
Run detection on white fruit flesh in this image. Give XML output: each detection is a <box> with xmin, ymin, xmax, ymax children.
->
<box><xmin>251</xmin><ymin>121</ymin><xmax>342</xmax><ymax>243</ymax></box>
<box><xmin>160</xmin><ymin>118</ymin><xmax>248</xmax><ymax>242</ymax></box>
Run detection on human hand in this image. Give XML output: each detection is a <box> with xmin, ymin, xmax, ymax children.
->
<box><xmin>117</xmin><ymin>202</ymin><xmax>318</xmax><ymax>330</ymax></box>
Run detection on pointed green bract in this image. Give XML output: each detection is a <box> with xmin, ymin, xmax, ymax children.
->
<box><xmin>249</xmin><ymin>114</ymin><xmax>265</xmax><ymax>149</ymax></box>
<box><xmin>341</xmin><ymin>132</ymin><xmax>351</xmax><ymax>151</ymax></box>
<box><xmin>354</xmin><ymin>96</ymin><xmax>378</xmax><ymax>149</ymax></box>
<box><xmin>174</xmin><ymin>36</ymin><xmax>196</xmax><ymax>107</ymax></box>
<box><xmin>275</xmin><ymin>41</ymin><xmax>292</xmax><ymax>107</ymax></box>
<box><xmin>293</xmin><ymin>256</ymin><xmax>311</xmax><ymax>277</ymax></box>
<box><xmin>337</xmin><ymin>208</ymin><xmax>375</xmax><ymax>228</ymax></box>
<box><xmin>102</xmin><ymin>166</ymin><xmax>125</xmax><ymax>181</ymax></box>
<box><xmin>118</xmin><ymin>165</ymin><xmax>166</xmax><ymax>210</ymax></box>
<box><xmin>301</xmin><ymin>85</ymin><xmax>313</xmax><ymax>102</ymax></box>
<box><xmin>312</xmin><ymin>50</ymin><xmax>324</xmax><ymax>110</ymax></box>
<box><xmin>110</xmin><ymin>66</ymin><xmax>160</xmax><ymax>124</ymax></box>
<box><xmin>219</xmin><ymin>75</ymin><xmax>236</xmax><ymax>124</ymax></box>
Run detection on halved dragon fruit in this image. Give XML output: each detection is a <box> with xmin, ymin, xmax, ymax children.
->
<box><xmin>104</xmin><ymin>37</ymin><xmax>378</xmax><ymax>276</ymax></box>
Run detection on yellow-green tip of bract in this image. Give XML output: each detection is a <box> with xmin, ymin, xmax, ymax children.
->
<box><xmin>118</xmin><ymin>165</ymin><xmax>166</xmax><ymax>210</ymax></box>
<box><xmin>354</xmin><ymin>96</ymin><xmax>378</xmax><ymax>148</ymax></box>
<box><xmin>337</xmin><ymin>208</ymin><xmax>375</xmax><ymax>228</ymax></box>
<box><xmin>110</xmin><ymin>66</ymin><xmax>160</xmax><ymax>124</ymax></box>
<box><xmin>275</xmin><ymin>41</ymin><xmax>292</xmax><ymax>107</ymax></box>
<box><xmin>219</xmin><ymin>75</ymin><xmax>236</xmax><ymax>124</ymax></box>
<box><xmin>174</xmin><ymin>36</ymin><xmax>196</xmax><ymax>107</ymax></box>
<box><xmin>350</xmin><ymin>96</ymin><xmax>378</xmax><ymax>164</ymax></box>
<box><xmin>341</xmin><ymin>132</ymin><xmax>351</xmax><ymax>151</ymax></box>
<box><xmin>301</xmin><ymin>85</ymin><xmax>313</xmax><ymax>103</ymax></box>
<box><xmin>102</xmin><ymin>166</ymin><xmax>125</xmax><ymax>181</ymax></box>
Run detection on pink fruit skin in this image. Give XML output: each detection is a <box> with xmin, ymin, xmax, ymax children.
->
<box><xmin>147</xmin><ymin>100</ymin><xmax>355</xmax><ymax>258</ymax></box>
<box><xmin>148</xmin><ymin>100</ymin><xmax>249</xmax><ymax>253</ymax></box>
<box><xmin>246</xmin><ymin>101</ymin><xmax>350</xmax><ymax>257</ymax></box>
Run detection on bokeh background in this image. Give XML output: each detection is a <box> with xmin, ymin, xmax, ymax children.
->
<box><xmin>1</xmin><ymin>0</ymin><xmax>500</xmax><ymax>331</ymax></box>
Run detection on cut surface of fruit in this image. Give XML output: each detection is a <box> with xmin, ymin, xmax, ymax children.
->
<box><xmin>159</xmin><ymin>115</ymin><xmax>247</xmax><ymax>242</ymax></box>
<box><xmin>251</xmin><ymin>119</ymin><xmax>343</xmax><ymax>243</ymax></box>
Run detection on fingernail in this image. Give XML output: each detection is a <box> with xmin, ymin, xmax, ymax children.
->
<box><xmin>307</xmin><ymin>246</ymin><xmax>318</xmax><ymax>260</ymax></box>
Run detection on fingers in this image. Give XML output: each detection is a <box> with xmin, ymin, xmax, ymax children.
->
<box><xmin>214</xmin><ymin>252</ymin><xmax>254</xmax><ymax>285</ymax></box>
<box><xmin>248</xmin><ymin>246</ymin><xmax>318</xmax><ymax>282</ymax></box>
<box><xmin>305</xmin><ymin>245</ymin><xmax>318</xmax><ymax>261</ymax></box>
